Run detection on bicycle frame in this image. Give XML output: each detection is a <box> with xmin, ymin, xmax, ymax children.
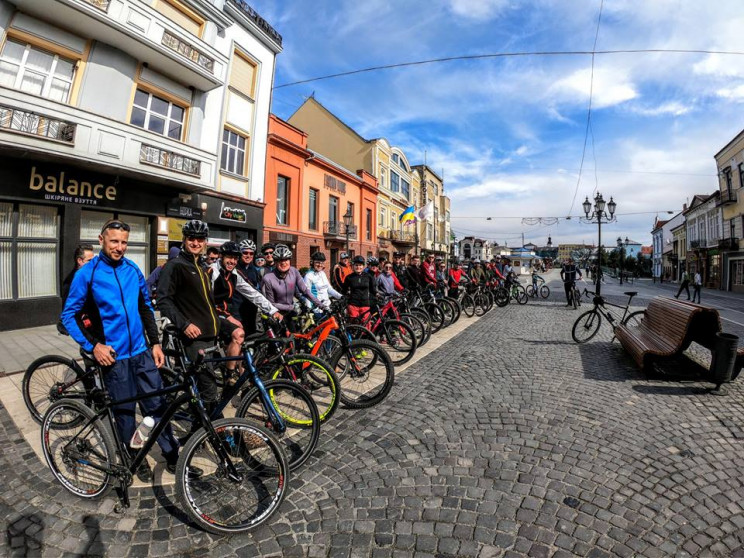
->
<box><xmin>583</xmin><ymin>288</ymin><xmax>634</xmax><ymax>323</ymax></box>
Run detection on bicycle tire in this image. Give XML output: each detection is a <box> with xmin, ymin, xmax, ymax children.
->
<box><xmin>572</xmin><ymin>309</ymin><xmax>602</xmax><ymax>343</ymax></box>
<box><xmin>331</xmin><ymin>339</ymin><xmax>395</xmax><ymax>408</ymax></box>
<box><xmin>444</xmin><ymin>297</ymin><xmax>462</xmax><ymax>323</ymax></box>
<box><xmin>540</xmin><ymin>285</ymin><xmax>550</xmax><ymax>298</ymax></box>
<box><xmin>461</xmin><ymin>294</ymin><xmax>476</xmax><ymax>317</ymax></box>
<box><xmin>423</xmin><ymin>303</ymin><xmax>445</xmax><ymax>333</ymax></box>
<box><xmin>236</xmin><ymin>379</ymin><xmax>320</xmax><ymax>472</ymax></box>
<box><xmin>437</xmin><ymin>299</ymin><xmax>456</xmax><ymax>327</ymax></box>
<box><xmin>400</xmin><ymin>313</ymin><xmax>428</xmax><ymax>347</ymax></box>
<box><xmin>409</xmin><ymin>308</ymin><xmax>433</xmax><ymax>340</ymax></box>
<box><xmin>514</xmin><ymin>285</ymin><xmax>528</xmax><ymax>305</ymax></box>
<box><xmin>474</xmin><ymin>294</ymin><xmax>487</xmax><ymax>316</ymax></box>
<box><xmin>41</xmin><ymin>399</ymin><xmax>116</xmax><ymax>499</ymax></box>
<box><xmin>24</xmin><ymin>355</ymin><xmax>89</xmax><ymax>424</ymax></box>
<box><xmin>375</xmin><ymin>319</ymin><xmax>417</xmax><ymax>365</ymax></box>
<box><xmin>268</xmin><ymin>354</ymin><xmax>339</xmax><ymax>423</ymax></box>
<box><xmin>525</xmin><ymin>285</ymin><xmax>535</xmax><ymax>297</ymax></box>
<box><xmin>175</xmin><ymin>418</ymin><xmax>289</xmax><ymax>535</ymax></box>
<box><xmin>622</xmin><ymin>310</ymin><xmax>646</xmax><ymax>327</ymax></box>
<box><xmin>345</xmin><ymin>324</ymin><xmax>377</xmax><ymax>342</ymax></box>
<box><xmin>494</xmin><ymin>287</ymin><xmax>509</xmax><ymax>307</ymax></box>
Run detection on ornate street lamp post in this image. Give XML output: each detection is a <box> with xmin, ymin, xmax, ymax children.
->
<box><xmin>616</xmin><ymin>236</ymin><xmax>629</xmax><ymax>284</ymax></box>
<box><xmin>343</xmin><ymin>209</ymin><xmax>353</xmax><ymax>256</ymax></box>
<box><xmin>581</xmin><ymin>192</ymin><xmax>616</xmax><ymax>296</ymax></box>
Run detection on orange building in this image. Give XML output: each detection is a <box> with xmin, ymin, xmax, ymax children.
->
<box><xmin>264</xmin><ymin>115</ymin><xmax>378</xmax><ymax>268</ymax></box>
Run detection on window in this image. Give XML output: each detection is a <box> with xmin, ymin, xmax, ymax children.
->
<box><xmin>130</xmin><ymin>88</ymin><xmax>185</xmax><ymax>140</ymax></box>
<box><xmin>0</xmin><ymin>202</ymin><xmax>58</xmax><ymax>300</ymax></box>
<box><xmin>276</xmin><ymin>176</ymin><xmax>289</xmax><ymax>225</ymax></box>
<box><xmin>80</xmin><ymin>211</ymin><xmax>150</xmax><ymax>273</ymax></box>
<box><xmin>155</xmin><ymin>0</ymin><xmax>204</xmax><ymax>37</ymax></box>
<box><xmin>379</xmin><ymin>168</ymin><xmax>386</xmax><ymax>188</ymax></box>
<box><xmin>346</xmin><ymin>202</ymin><xmax>354</xmax><ymax>219</ymax></box>
<box><xmin>380</xmin><ymin>208</ymin><xmax>386</xmax><ymax>229</ymax></box>
<box><xmin>309</xmin><ymin>188</ymin><xmax>318</xmax><ymax>230</ymax></box>
<box><xmin>401</xmin><ymin>178</ymin><xmax>410</xmax><ymax>200</ymax></box>
<box><xmin>0</xmin><ymin>39</ymin><xmax>76</xmax><ymax>103</ymax></box>
<box><xmin>366</xmin><ymin>209</ymin><xmax>372</xmax><ymax>241</ymax></box>
<box><xmin>221</xmin><ymin>128</ymin><xmax>246</xmax><ymax>175</ymax></box>
<box><xmin>329</xmin><ymin>196</ymin><xmax>338</xmax><ymax>224</ymax></box>
<box><xmin>391</xmin><ymin>171</ymin><xmax>400</xmax><ymax>193</ymax></box>
<box><xmin>427</xmin><ymin>224</ymin><xmax>433</xmax><ymax>241</ymax></box>
<box><xmin>392</xmin><ymin>153</ymin><xmax>399</xmax><ymax>165</ymax></box>
<box><xmin>229</xmin><ymin>52</ymin><xmax>257</xmax><ymax>100</ymax></box>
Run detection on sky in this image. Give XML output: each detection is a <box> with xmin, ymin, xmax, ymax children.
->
<box><xmin>251</xmin><ymin>0</ymin><xmax>744</xmax><ymax>248</ymax></box>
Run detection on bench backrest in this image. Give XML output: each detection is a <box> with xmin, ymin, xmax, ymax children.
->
<box><xmin>643</xmin><ymin>297</ymin><xmax>722</xmax><ymax>350</ymax></box>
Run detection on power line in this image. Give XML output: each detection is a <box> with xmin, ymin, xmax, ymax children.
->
<box><xmin>274</xmin><ymin>48</ymin><xmax>744</xmax><ymax>89</ymax></box>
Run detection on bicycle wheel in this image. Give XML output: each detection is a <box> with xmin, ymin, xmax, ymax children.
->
<box><xmin>23</xmin><ymin>355</ymin><xmax>89</xmax><ymax>424</ymax></box>
<box><xmin>622</xmin><ymin>310</ymin><xmax>646</xmax><ymax>327</ymax></box>
<box><xmin>571</xmin><ymin>309</ymin><xmax>602</xmax><ymax>343</ymax></box>
<box><xmin>331</xmin><ymin>340</ymin><xmax>395</xmax><ymax>408</ymax></box>
<box><xmin>424</xmin><ymin>303</ymin><xmax>445</xmax><ymax>333</ymax></box>
<box><xmin>474</xmin><ymin>294</ymin><xmax>487</xmax><ymax>316</ymax></box>
<box><xmin>437</xmin><ymin>299</ymin><xmax>456</xmax><ymax>327</ymax></box>
<box><xmin>175</xmin><ymin>418</ymin><xmax>290</xmax><ymax>535</ymax></box>
<box><xmin>236</xmin><ymin>379</ymin><xmax>320</xmax><ymax>472</ymax></box>
<box><xmin>268</xmin><ymin>354</ymin><xmax>339</xmax><ymax>423</ymax></box>
<box><xmin>375</xmin><ymin>319</ymin><xmax>417</xmax><ymax>365</ymax></box>
<box><xmin>526</xmin><ymin>285</ymin><xmax>535</xmax><ymax>297</ymax></box>
<box><xmin>461</xmin><ymin>294</ymin><xmax>476</xmax><ymax>317</ymax></box>
<box><xmin>494</xmin><ymin>287</ymin><xmax>509</xmax><ymax>307</ymax></box>
<box><xmin>400</xmin><ymin>313</ymin><xmax>428</xmax><ymax>347</ymax></box>
<box><xmin>444</xmin><ymin>297</ymin><xmax>462</xmax><ymax>323</ymax></box>
<box><xmin>514</xmin><ymin>285</ymin><xmax>528</xmax><ymax>305</ymax></box>
<box><xmin>345</xmin><ymin>324</ymin><xmax>377</xmax><ymax>342</ymax></box>
<box><xmin>409</xmin><ymin>308</ymin><xmax>433</xmax><ymax>344</ymax></box>
<box><xmin>41</xmin><ymin>399</ymin><xmax>116</xmax><ymax>499</ymax></box>
<box><xmin>540</xmin><ymin>285</ymin><xmax>550</xmax><ymax>298</ymax></box>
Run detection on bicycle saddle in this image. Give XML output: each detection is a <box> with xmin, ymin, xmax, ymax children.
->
<box><xmin>162</xmin><ymin>324</ymin><xmax>181</xmax><ymax>335</ymax></box>
<box><xmin>624</xmin><ymin>291</ymin><xmax>638</xmax><ymax>297</ymax></box>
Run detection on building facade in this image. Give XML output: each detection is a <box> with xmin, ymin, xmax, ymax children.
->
<box><xmin>0</xmin><ymin>0</ymin><xmax>281</xmax><ymax>329</ymax></box>
<box><xmin>685</xmin><ymin>192</ymin><xmax>722</xmax><ymax>289</ymax></box>
<box><xmin>557</xmin><ymin>243</ymin><xmax>593</xmax><ymax>262</ymax></box>
<box><xmin>458</xmin><ymin>236</ymin><xmax>491</xmax><ymax>261</ymax></box>
<box><xmin>263</xmin><ymin>115</ymin><xmax>378</xmax><ymax>269</ymax></box>
<box><xmin>412</xmin><ymin>164</ymin><xmax>450</xmax><ymax>259</ymax></box>
<box><xmin>714</xmin><ymin>130</ymin><xmax>744</xmax><ymax>292</ymax></box>
<box><xmin>651</xmin><ymin>219</ymin><xmax>666</xmax><ymax>280</ymax></box>
<box><xmin>670</xmin><ymin>222</ymin><xmax>686</xmax><ymax>281</ymax></box>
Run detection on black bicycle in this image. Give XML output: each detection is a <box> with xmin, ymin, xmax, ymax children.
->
<box><xmin>571</xmin><ymin>289</ymin><xmax>646</xmax><ymax>343</ymax></box>
<box><xmin>41</xmin><ymin>351</ymin><xmax>290</xmax><ymax>535</ymax></box>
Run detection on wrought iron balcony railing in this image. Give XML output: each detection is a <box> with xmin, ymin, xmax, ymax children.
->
<box><xmin>390</xmin><ymin>230</ymin><xmax>416</xmax><ymax>244</ymax></box>
<box><xmin>162</xmin><ymin>31</ymin><xmax>215</xmax><ymax>73</ymax></box>
<box><xmin>719</xmin><ymin>237</ymin><xmax>740</xmax><ymax>250</ymax></box>
<box><xmin>323</xmin><ymin>221</ymin><xmax>357</xmax><ymax>238</ymax></box>
<box><xmin>721</xmin><ymin>188</ymin><xmax>738</xmax><ymax>204</ymax></box>
<box><xmin>140</xmin><ymin>144</ymin><xmax>201</xmax><ymax>176</ymax></box>
<box><xmin>0</xmin><ymin>105</ymin><xmax>76</xmax><ymax>144</ymax></box>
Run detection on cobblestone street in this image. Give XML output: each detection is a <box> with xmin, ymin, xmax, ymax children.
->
<box><xmin>3</xmin><ymin>281</ymin><xmax>744</xmax><ymax>557</ymax></box>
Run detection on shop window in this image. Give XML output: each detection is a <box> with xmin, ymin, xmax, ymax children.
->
<box><xmin>80</xmin><ymin>210</ymin><xmax>150</xmax><ymax>274</ymax></box>
<box><xmin>309</xmin><ymin>188</ymin><xmax>318</xmax><ymax>230</ymax></box>
<box><xmin>221</xmin><ymin>128</ymin><xmax>247</xmax><ymax>176</ymax></box>
<box><xmin>276</xmin><ymin>176</ymin><xmax>289</xmax><ymax>225</ymax></box>
<box><xmin>0</xmin><ymin>39</ymin><xmax>76</xmax><ymax>103</ymax></box>
<box><xmin>0</xmin><ymin>202</ymin><xmax>58</xmax><ymax>300</ymax></box>
<box><xmin>130</xmin><ymin>88</ymin><xmax>185</xmax><ymax>140</ymax></box>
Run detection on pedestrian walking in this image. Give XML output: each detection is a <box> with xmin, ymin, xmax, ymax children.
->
<box><xmin>692</xmin><ymin>271</ymin><xmax>702</xmax><ymax>303</ymax></box>
<box><xmin>674</xmin><ymin>270</ymin><xmax>690</xmax><ymax>300</ymax></box>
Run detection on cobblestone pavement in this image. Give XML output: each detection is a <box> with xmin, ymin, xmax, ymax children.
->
<box><xmin>4</xmin><ymin>284</ymin><xmax>744</xmax><ymax>557</ymax></box>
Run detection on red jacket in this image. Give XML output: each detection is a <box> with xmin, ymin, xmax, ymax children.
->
<box><xmin>422</xmin><ymin>261</ymin><xmax>437</xmax><ymax>285</ymax></box>
<box><xmin>448</xmin><ymin>268</ymin><xmax>464</xmax><ymax>288</ymax></box>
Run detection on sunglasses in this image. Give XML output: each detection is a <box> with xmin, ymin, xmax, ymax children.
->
<box><xmin>186</xmin><ymin>236</ymin><xmax>207</xmax><ymax>242</ymax></box>
<box><xmin>263</xmin><ymin>251</ymin><xmax>274</xmax><ymax>256</ymax></box>
<box><xmin>242</xmin><ymin>251</ymin><xmax>254</xmax><ymax>256</ymax></box>
<box><xmin>207</xmin><ymin>256</ymin><xmax>218</xmax><ymax>261</ymax></box>
<box><xmin>101</xmin><ymin>221</ymin><xmax>130</xmax><ymax>233</ymax></box>
<box><xmin>384</xmin><ymin>266</ymin><xmax>393</xmax><ymax>270</ymax></box>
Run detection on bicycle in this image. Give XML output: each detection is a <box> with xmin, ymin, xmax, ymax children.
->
<box><xmin>568</xmin><ymin>280</ymin><xmax>583</xmax><ymax>310</ymax></box>
<box><xmin>41</xmin><ymin>352</ymin><xmax>290</xmax><ymax>535</ymax></box>
<box><xmin>571</xmin><ymin>289</ymin><xmax>646</xmax><ymax>343</ymax></box>
<box><xmin>526</xmin><ymin>276</ymin><xmax>550</xmax><ymax>299</ymax></box>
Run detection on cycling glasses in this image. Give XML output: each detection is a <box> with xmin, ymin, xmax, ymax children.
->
<box><xmin>101</xmin><ymin>220</ymin><xmax>130</xmax><ymax>233</ymax></box>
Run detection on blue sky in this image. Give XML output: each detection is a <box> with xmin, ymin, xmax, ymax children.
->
<box><xmin>252</xmin><ymin>0</ymin><xmax>744</xmax><ymax>248</ymax></box>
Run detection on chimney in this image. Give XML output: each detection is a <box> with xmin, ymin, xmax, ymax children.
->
<box><xmin>683</xmin><ymin>203</ymin><xmax>687</xmax><ymax>211</ymax></box>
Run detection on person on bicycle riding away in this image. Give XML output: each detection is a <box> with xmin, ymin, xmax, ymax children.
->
<box><xmin>343</xmin><ymin>255</ymin><xmax>377</xmax><ymax>319</ymax></box>
<box><xmin>304</xmin><ymin>252</ymin><xmax>342</xmax><ymax>312</ymax></box>
<box><xmin>376</xmin><ymin>260</ymin><xmax>404</xmax><ymax>298</ymax></box>
<box><xmin>422</xmin><ymin>253</ymin><xmax>437</xmax><ymax>287</ymax></box>
<box><xmin>62</xmin><ymin>219</ymin><xmax>179</xmax><ymax>481</ymax></box>
<box><xmin>560</xmin><ymin>257</ymin><xmax>583</xmax><ymax>307</ymax></box>
<box><xmin>234</xmin><ymin>239</ymin><xmax>263</xmax><ymax>335</ymax></box>
<box><xmin>209</xmin><ymin>241</ymin><xmax>281</xmax><ymax>384</ymax></box>
<box><xmin>262</xmin><ymin>244</ymin><xmax>328</xmax><ymax>329</ymax></box>
<box><xmin>365</xmin><ymin>256</ymin><xmax>381</xmax><ymax>277</ymax></box>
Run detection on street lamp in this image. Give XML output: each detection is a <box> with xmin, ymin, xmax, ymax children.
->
<box><xmin>343</xmin><ymin>209</ymin><xmax>353</xmax><ymax>256</ymax></box>
<box><xmin>581</xmin><ymin>192</ymin><xmax>617</xmax><ymax>296</ymax></box>
<box><xmin>616</xmin><ymin>236</ymin><xmax>629</xmax><ymax>284</ymax></box>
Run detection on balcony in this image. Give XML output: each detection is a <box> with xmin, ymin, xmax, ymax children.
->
<box><xmin>721</xmin><ymin>188</ymin><xmax>738</xmax><ymax>204</ymax></box>
<box><xmin>690</xmin><ymin>240</ymin><xmax>701</xmax><ymax>249</ymax></box>
<box><xmin>11</xmin><ymin>0</ymin><xmax>228</xmax><ymax>91</ymax></box>
<box><xmin>0</xmin><ymin>88</ymin><xmax>215</xmax><ymax>190</ymax></box>
<box><xmin>323</xmin><ymin>221</ymin><xmax>357</xmax><ymax>240</ymax></box>
<box><xmin>377</xmin><ymin>229</ymin><xmax>391</xmax><ymax>240</ymax></box>
<box><xmin>719</xmin><ymin>237</ymin><xmax>740</xmax><ymax>250</ymax></box>
<box><xmin>390</xmin><ymin>230</ymin><xmax>416</xmax><ymax>245</ymax></box>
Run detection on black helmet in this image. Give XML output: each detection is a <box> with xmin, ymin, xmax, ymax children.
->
<box><xmin>310</xmin><ymin>252</ymin><xmax>326</xmax><ymax>262</ymax></box>
<box><xmin>273</xmin><ymin>244</ymin><xmax>292</xmax><ymax>261</ymax></box>
<box><xmin>220</xmin><ymin>241</ymin><xmax>241</xmax><ymax>256</ymax></box>
<box><xmin>182</xmin><ymin>220</ymin><xmax>209</xmax><ymax>239</ymax></box>
<box><xmin>261</xmin><ymin>243</ymin><xmax>276</xmax><ymax>254</ymax></box>
<box><xmin>352</xmin><ymin>255</ymin><xmax>365</xmax><ymax>264</ymax></box>
<box><xmin>367</xmin><ymin>256</ymin><xmax>379</xmax><ymax>266</ymax></box>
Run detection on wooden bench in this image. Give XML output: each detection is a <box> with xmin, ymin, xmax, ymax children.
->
<box><xmin>615</xmin><ymin>297</ymin><xmax>730</xmax><ymax>376</ymax></box>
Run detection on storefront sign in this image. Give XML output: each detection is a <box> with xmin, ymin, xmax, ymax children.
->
<box><xmin>166</xmin><ymin>201</ymin><xmax>202</xmax><ymax>219</ymax></box>
<box><xmin>168</xmin><ymin>218</ymin><xmax>188</xmax><ymax>240</ymax></box>
<box><xmin>29</xmin><ymin>166</ymin><xmax>117</xmax><ymax>205</ymax></box>
<box><xmin>220</xmin><ymin>202</ymin><xmax>247</xmax><ymax>223</ymax></box>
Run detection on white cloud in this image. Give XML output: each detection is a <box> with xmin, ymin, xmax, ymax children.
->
<box><xmin>629</xmin><ymin>101</ymin><xmax>693</xmax><ymax>117</ymax></box>
<box><xmin>446</xmin><ymin>0</ymin><xmax>510</xmax><ymax>20</ymax></box>
<box><xmin>549</xmin><ymin>67</ymin><xmax>638</xmax><ymax>109</ymax></box>
<box><xmin>716</xmin><ymin>85</ymin><xmax>744</xmax><ymax>102</ymax></box>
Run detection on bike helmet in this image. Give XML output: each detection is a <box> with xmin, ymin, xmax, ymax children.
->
<box><xmin>367</xmin><ymin>256</ymin><xmax>379</xmax><ymax>266</ymax></box>
<box><xmin>239</xmin><ymin>239</ymin><xmax>256</xmax><ymax>252</ymax></box>
<box><xmin>273</xmin><ymin>244</ymin><xmax>292</xmax><ymax>261</ymax></box>
<box><xmin>340</xmin><ymin>252</ymin><xmax>349</xmax><ymax>259</ymax></box>
<box><xmin>182</xmin><ymin>219</ymin><xmax>209</xmax><ymax>239</ymax></box>
<box><xmin>473</xmin><ymin>259</ymin><xmax>481</xmax><ymax>264</ymax></box>
<box><xmin>261</xmin><ymin>243</ymin><xmax>276</xmax><ymax>254</ymax></box>
<box><xmin>310</xmin><ymin>252</ymin><xmax>326</xmax><ymax>262</ymax></box>
<box><xmin>352</xmin><ymin>255</ymin><xmax>365</xmax><ymax>265</ymax></box>
<box><xmin>219</xmin><ymin>241</ymin><xmax>241</xmax><ymax>256</ymax></box>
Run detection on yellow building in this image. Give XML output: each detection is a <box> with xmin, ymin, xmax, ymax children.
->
<box><xmin>557</xmin><ymin>243</ymin><xmax>594</xmax><ymax>262</ymax></box>
<box><xmin>412</xmin><ymin>165</ymin><xmax>450</xmax><ymax>259</ymax></box>
<box><xmin>714</xmin><ymin>130</ymin><xmax>744</xmax><ymax>292</ymax></box>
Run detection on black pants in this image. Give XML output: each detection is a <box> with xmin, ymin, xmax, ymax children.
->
<box><xmin>675</xmin><ymin>281</ymin><xmax>690</xmax><ymax>299</ymax></box>
<box><xmin>692</xmin><ymin>284</ymin><xmax>701</xmax><ymax>304</ymax></box>
<box><xmin>563</xmin><ymin>282</ymin><xmax>574</xmax><ymax>303</ymax></box>
<box><xmin>182</xmin><ymin>338</ymin><xmax>220</xmax><ymax>404</ymax></box>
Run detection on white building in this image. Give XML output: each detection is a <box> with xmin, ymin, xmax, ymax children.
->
<box><xmin>458</xmin><ymin>236</ymin><xmax>492</xmax><ymax>261</ymax></box>
<box><xmin>0</xmin><ymin>0</ymin><xmax>281</xmax><ymax>329</ymax></box>
<box><xmin>685</xmin><ymin>192</ymin><xmax>723</xmax><ymax>287</ymax></box>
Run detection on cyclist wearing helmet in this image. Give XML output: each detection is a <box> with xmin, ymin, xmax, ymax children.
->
<box><xmin>365</xmin><ymin>256</ymin><xmax>380</xmax><ymax>277</ymax></box>
<box><xmin>376</xmin><ymin>260</ymin><xmax>404</xmax><ymax>297</ymax></box>
<box><xmin>209</xmin><ymin>241</ymin><xmax>281</xmax><ymax>382</ymax></box>
<box><xmin>234</xmin><ymin>238</ymin><xmax>262</xmax><ymax>335</ymax></box>
<box><xmin>260</xmin><ymin>243</ymin><xmax>276</xmax><ymax>278</ymax></box>
<box><xmin>469</xmin><ymin>259</ymin><xmax>486</xmax><ymax>284</ymax></box>
<box><xmin>303</xmin><ymin>252</ymin><xmax>342</xmax><ymax>309</ymax></box>
<box><xmin>342</xmin><ymin>255</ymin><xmax>376</xmax><ymax>319</ymax></box>
<box><xmin>331</xmin><ymin>251</ymin><xmax>351</xmax><ymax>291</ymax></box>
<box><xmin>261</xmin><ymin>245</ymin><xmax>327</xmax><ymax>323</ymax></box>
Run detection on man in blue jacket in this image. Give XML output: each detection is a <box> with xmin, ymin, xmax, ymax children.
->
<box><xmin>61</xmin><ymin>219</ymin><xmax>178</xmax><ymax>481</ymax></box>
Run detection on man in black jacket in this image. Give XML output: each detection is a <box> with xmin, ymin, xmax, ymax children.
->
<box><xmin>342</xmin><ymin>255</ymin><xmax>376</xmax><ymax>320</ymax></box>
<box><xmin>405</xmin><ymin>254</ymin><xmax>426</xmax><ymax>290</ymax></box>
<box><xmin>392</xmin><ymin>252</ymin><xmax>408</xmax><ymax>290</ymax></box>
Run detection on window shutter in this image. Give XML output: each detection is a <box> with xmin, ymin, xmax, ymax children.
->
<box><xmin>230</xmin><ymin>54</ymin><xmax>256</xmax><ymax>99</ymax></box>
<box><xmin>155</xmin><ymin>0</ymin><xmax>202</xmax><ymax>36</ymax></box>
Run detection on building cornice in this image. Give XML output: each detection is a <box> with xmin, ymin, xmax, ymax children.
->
<box><xmin>224</xmin><ymin>0</ymin><xmax>283</xmax><ymax>53</ymax></box>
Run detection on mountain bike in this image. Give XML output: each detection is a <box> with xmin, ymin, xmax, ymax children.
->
<box><xmin>571</xmin><ymin>289</ymin><xmax>645</xmax><ymax>343</ymax></box>
<box><xmin>526</xmin><ymin>276</ymin><xmax>550</xmax><ymax>299</ymax></box>
<box><xmin>41</xmin><ymin>352</ymin><xmax>290</xmax><ymax>535</ymax></box>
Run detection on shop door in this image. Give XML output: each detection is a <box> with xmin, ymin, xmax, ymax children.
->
<box><xmin>731</xmin><ymin>259</ymin><xmax>744</xmax><ymax>293</ymax></box>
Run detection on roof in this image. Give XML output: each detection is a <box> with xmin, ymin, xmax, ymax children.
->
<box><xmin>288</xmin><ymin>96</ymin><xmax>369</xmax><ymax>144</ymax></box>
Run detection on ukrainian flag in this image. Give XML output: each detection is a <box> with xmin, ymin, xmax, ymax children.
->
<box><xmin>399</xmin><ymin>205</ymin><xmax>415</xmax><ymax>225</ymax></box>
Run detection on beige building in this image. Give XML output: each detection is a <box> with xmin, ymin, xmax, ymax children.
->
<box><xmin>412</xmin><ymin>164</ymin><xmax>450</xmax><ymax>259</ymax></box>
<box><xmin>557</xmin><ymin>243</ymin><xmax>594</xmax><ymax>262</ymax></box>
<box><xmin>670</xmin><ymin>221</ymin><xmax>686</xmax><ymax>282</ymax></box>
<box><xmin>714</xmin><ymin>130</ymin><xmax>744</xmax><ymax>292</ymax></box>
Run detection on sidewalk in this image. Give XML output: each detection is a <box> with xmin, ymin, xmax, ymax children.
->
<box><xmin>0</xmin><ymin>324</ymin><xmax>80</xmax><ymax>376</ymax></box>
